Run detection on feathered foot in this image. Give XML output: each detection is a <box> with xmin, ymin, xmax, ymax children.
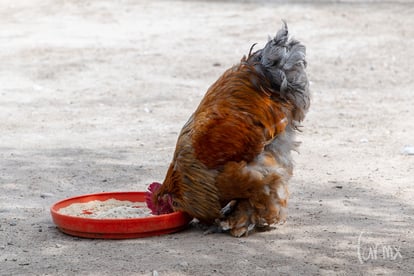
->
<box><xmin>217</xmin><ymin>200</ymin><xmax>257</xmax><ymax>237</ymax></box>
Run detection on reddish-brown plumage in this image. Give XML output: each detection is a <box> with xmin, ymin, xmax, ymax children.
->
<box><xmin>149</xmin><ymin>23</ymin><xmax>309</xmax><ymax>236</ymax></box>
<box><xmin>192</xmin><ymin>64</ymin><xmax>288</xmax><ymax>169</ymax></box>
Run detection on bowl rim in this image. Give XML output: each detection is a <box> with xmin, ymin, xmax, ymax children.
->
<box><xmin>50</xmin><ymin>191</ymin><xmax>181</xmax><ymax>221</ymax></box>
<box><xmin>50</xmin><ymin>191</ymin><xmax>191</xmax><ymax>239</ymax></box>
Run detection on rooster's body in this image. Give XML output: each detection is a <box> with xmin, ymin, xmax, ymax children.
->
<box><xmin>148</xmin><ymin>22</ymin><xmax>310</xmax><ymax>237</ymax></box>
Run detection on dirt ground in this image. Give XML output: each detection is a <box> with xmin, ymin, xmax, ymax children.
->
<box><xmin>1</xmin><ymin>0</ymin><xmax>413</xmax><ymax>275</ymax></box>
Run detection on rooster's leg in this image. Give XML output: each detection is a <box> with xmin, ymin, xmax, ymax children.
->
<box><xmin>203</xmin><ymin>200</ymin><xmax>239</xmax><ymax>235</ymax></box>
<box><xmin>204</xmin><ymin>202</ymin><xmax>256</xmax><ymax>237</ymax></box>
<box><xmin>217</xmin><ymin>200</ymin><xmax>257</xmax><ymax>237</ymax></box>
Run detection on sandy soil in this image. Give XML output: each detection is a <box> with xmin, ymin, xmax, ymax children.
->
<box><xmin>1</xmin><ymin>0</ymin><xmax>414</xmax><ymax>275</ymax></box>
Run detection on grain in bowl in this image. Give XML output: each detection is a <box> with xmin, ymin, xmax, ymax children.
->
<box><xmin>58</xmin><ymin>198</ymin><xmax>152</xmax><ymax>219</ymax></box>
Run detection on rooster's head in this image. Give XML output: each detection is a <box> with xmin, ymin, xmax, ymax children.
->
<box><xmin>145</xmin><ymin>182</ymin><xmax>174</xmax><ymax>215</ymax></box>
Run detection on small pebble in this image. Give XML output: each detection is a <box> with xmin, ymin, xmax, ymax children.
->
<box><xmin>401</xmin><ymin>145</ymin><xmax>414</xmax><ymax>155</ymax></box>
<box><xmin>360</xmin><ymin>138</ymin><xmax>369</xmax><ymax>143</ymax></box>
<box><xmin>40</xmin><ymin>193</ymin><xmax>54</xmax><ymax>199</ymax></box>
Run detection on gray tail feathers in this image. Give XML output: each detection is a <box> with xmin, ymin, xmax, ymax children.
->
<box><xmin>251</xmin><ymin>21</ymin><xmax>310</xmax><ymax>122</ymax></box>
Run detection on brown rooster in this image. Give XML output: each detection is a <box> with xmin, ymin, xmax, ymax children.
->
<box><xmin>146</xmin><ymin>21</ymin><xmax>310</xmax><ymax>237</ymax></box>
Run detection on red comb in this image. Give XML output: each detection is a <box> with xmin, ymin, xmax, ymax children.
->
<box><xmin>145</xmin><ymin>182</ymin><xmax>161</xmax><ymax>214</ymax></box>
<box><xmin>145</xmin><ymin>182</ymin><xmax>174</xmax><ymax>215</ymax></box>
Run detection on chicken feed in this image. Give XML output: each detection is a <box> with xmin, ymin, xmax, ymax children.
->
<box><xmin>58</xmin><ymin>199</ymin><xmax>152</xmax><ymax>219</ymax></box>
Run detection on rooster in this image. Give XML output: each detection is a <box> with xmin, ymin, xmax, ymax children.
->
<box><xmin>146</xmin><ymin>21</ymin><xmax>310</xmax><ymax>237</ymax></box>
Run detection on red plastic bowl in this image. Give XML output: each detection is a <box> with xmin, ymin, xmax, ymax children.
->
<box><xmin>50</xmin><ymin>191</ymin><xmax>191</xmax><ymax>239</ymax></box>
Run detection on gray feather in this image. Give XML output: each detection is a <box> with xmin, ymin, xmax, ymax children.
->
<box><xmin>250</xmin><ymin>21</ymin><xmax>310</xmax><ymax>123</ymax></box>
